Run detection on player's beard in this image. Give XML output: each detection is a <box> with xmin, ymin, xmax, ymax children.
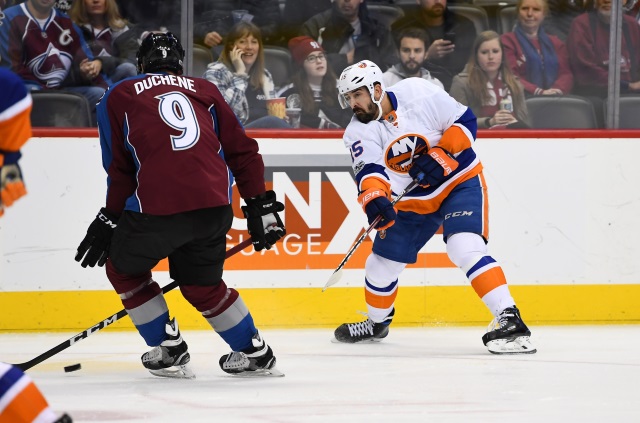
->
<box><xmin>353</xmin><ymin>102</ymin><xmax>379</xmax><ymax>124</ymax></box>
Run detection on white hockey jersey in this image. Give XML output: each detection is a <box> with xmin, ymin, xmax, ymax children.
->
<box><xmin>343</xmin><ymin>77</ymin><xmax>482</xmax><ymax>215</ymax></box>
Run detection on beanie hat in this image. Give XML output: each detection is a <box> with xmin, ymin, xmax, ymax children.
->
<box><xmin>288</xmin><ymin>36</ymin><xmax>324</xmax><ymax>65</ymax></box>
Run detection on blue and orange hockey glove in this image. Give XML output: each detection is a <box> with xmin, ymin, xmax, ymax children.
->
<box><xmin>0</xmin><ymin>150</ymin><xmax>27</xmax><ymax>217</ymax></box>
<box><xmin>358</xmin><ymin>187</ymin><xmax>397</xmax><ymax>231</ymax></box>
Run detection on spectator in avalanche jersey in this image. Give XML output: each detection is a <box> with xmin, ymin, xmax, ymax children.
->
<box><xmin>0</xmin><ymin>0</ymin><xmax>108</xmax><ymax>119</ymax></box>
<box><xmin>69</xmin><ymin>0</ymin><xmax>137</xmax><ymax>83</ymax></box>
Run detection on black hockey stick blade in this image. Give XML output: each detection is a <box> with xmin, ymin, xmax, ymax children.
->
<box><xmin>12</xmin><ymin>238</ymin><xmax>253</xmax><ymax>371</ymax></box>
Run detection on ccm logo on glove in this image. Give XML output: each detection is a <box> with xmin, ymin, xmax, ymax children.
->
<box><xmin>97</xmin><ymin>211</ymin><xmax>117</xmax><ymax>229</ymax></box>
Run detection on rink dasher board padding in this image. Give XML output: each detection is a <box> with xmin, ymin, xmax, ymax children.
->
<box><xmin>1</xmin><ymin>129</ymin><xmax>639</xmax><ymax>330</ymax></box>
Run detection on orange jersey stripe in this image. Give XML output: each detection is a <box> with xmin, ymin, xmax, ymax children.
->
<box><xmin>437</xmin><ymin>125</ymin><xmax>473</xmax><ymax>154</ymax></box>
<box><xmin>360</xmin><ymin>176</ymin><xmax>391</xmax><ymax>196</ymax></box>
<box><xmin>0</xmin><ymin>105</ymin><xmax>32</xmax><ymax>153</ymax></box>
<box><xmin>470</xmin><ymin>266</ymin><xmax>507</xmax><ymax>298</ymax></box>
<box><xmin>0</xmin><ymin>381</ymin><xmax>50</xmax><ymax>423</ymax></box>
<box><xmin>397</xmin><ymin>164</ymin><xmax>482</xmax><ymax>215</ymax></box>
<box><xmin>365</xmin><ymin>287</ymin><xmax>398</xmax><ymax>309</ymax></box>
<box><xmin>478</xmin><ymin>171</ymin><xmax>490</xmax><ymax>240</ymax></box>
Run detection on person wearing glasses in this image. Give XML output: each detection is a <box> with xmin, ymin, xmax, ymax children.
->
<box><xmin>277</xmin><ymin>36</ymin><xmax>352</xmax><ymax>129</ymax></box>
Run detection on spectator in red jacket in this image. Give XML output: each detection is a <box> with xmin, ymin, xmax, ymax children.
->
<box><xmin>567</xmin><ymin>0</ymin><xmax>640</xmax><ymax>98</ymax></box>
<box><xmin>501</xmin><ymin>0</ymin><xmax>573</xmax><ymax>97</ymax></box>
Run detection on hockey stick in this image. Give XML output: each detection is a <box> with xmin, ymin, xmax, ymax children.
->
<box><xmin>322</xmin><ymin>177</ymin><xmax>422</xmax><ymax>292</ymax></box>
<box><xmin>12</xmin><ymin>238</ymin><xmax>253</xmax><ymax>371</ymax></box>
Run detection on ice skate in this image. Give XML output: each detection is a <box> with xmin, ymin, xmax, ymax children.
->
<box><xmin>333</xmin><ymin>308</ymin><xmax>394</xmax><ymax>343</ymax></box>
<box><xmin>219</xmin><ymin>331</ymin><xmax>284</xmax><ymax>377</ymax></box>
<box><xmin>141</xmin><ymin>318</ymin><xmax>195</xmax><ymax>379</ymax></box>
<box><xmin>482</xmin><ymin>306</ymin><xmax>537</xmax><ymax>354</ymax></box>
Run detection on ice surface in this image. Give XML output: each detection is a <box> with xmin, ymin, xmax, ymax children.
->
<box><xmin>1</xmin><ymin>326</ymin><xmax>638</xmax><ymax>422</ymax></box>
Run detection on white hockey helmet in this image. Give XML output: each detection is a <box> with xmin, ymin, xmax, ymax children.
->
<box><xmin>337</xmin><ymin>60</ymin><xmax>386</xmax><ymax>119</ymax></box>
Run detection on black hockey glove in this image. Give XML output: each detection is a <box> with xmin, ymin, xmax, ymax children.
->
<box><xmin>242</xmin><ymin>190</ymin><xmax>285</xmax><ymax>251</ymax></box>
<box><xmin>75</xmin><ymin>208</ymin><xmax>119</xmax><ymax>268</ymax></box>
<box><xmin>409</xmin><ymin>146</ymin><xmax>459</xmax><ymax>188</ymax></box>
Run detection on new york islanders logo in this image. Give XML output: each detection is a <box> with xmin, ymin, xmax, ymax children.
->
<box><xmin>385</xmin><ymin>134</ymin><xmax>429</xmax><ymax>173</ymax></box>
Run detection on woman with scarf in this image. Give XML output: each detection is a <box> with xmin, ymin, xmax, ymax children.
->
<box><xmin>501</xmin><ymin>0</ymin><xmax>573</xmax><ymax>97</ymax></box>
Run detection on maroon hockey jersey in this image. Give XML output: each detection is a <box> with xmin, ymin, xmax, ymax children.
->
<box><xmin>97</xmin><ymin>73</ymin><xmax>267</xmax><ymax>215</ymax></box>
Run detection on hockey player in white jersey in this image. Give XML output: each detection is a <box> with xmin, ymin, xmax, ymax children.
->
<box><xmin>333</xmin><ymin>60</ymin><xmax>536</xmax><ymax>354</ymax></box>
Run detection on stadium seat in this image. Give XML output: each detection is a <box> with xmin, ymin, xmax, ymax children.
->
<box><xmin>497</xmin><ymin>5</ymin><xmax>517</xmax><ymax>34</ymax></box>
<box><xmin>191</xmin><ymin>45</ymin><xmax>214</xmax><ymax>78</ymax></box>
<box><xmin>30</xmin><ymin>91</ymin><xmax>93</xmax><ymax>127</ymax></box>
<box><xmin>368</xmin><ymin>4</ymin><xmax>405</xmax><ymax>28</ymax></box>
<box><xmin>263</xmin><ymin>46</ymin><xmax>292</xmax><ymax>91</ymax></box>
<box><xmin>605</xmin><ymin>95</ymin><xmax>640</xmax><ymax>129</ymax></box>
<box><xmin>525</xmin><ymin>95</ymin><xmax>599</xmax><ymax>129</ymax></box>
<box><xmin>473</xmin><ymin>0</ymin><xmax>517</xmax><ymax>5</ymax></box>
<box><xmin>448</xmin><ymin>5</ymin><xmax>490</xmax><ymax>34</ymax></box>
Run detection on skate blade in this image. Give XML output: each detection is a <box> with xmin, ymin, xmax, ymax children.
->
<box><xmin>331</xmin><ymin>336</ymin><xmax>385</xmax><ymax>344</ymax></box>
<box><xmin>486</xmin><ymin>336</ymin><xmax>537</xmax><ymax>355</ymax></box>
<box><xmin>149</xmin><ymin>364</ymin><xmax>196</xmax><ymax>379</ymax></box>
<box><xmin>224</xmin><ymin>366</ymin><xmax>285</xmax><ymax>377</ymax></box>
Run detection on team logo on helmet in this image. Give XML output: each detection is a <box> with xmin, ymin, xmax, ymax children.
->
<box><xmin>384</xmin><ymin>134</ymin><xmax>430</xmax><ymax>173</ymax></box>
<box><xmin>358</xmin><ymin>62</ymin><xmax>367</xmax><ymax>68</ymax></box>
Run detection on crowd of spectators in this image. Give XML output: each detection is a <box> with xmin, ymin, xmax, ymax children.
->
<box><xmin>0</xmin><ymin>0</ymin><xmax>638</xmax><ymax>128</ymax></box>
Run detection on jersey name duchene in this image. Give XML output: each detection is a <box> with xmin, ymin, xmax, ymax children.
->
<box><xmin>134</xmin><ymin>74</ymin><xmax>197</xmax><ymax>95</ymax></box>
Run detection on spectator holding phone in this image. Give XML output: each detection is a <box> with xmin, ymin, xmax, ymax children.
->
<box><xmin>392</xmin><ymin>0</ymin><xmax>477</xmax><ymax>90</ymax></box>
<box><xmin>203</xmin><ymin>21</ymin><xmax>290</xmax><ymax>128</ymax></box>
<box><xmin>383</xmin><ymin>27</ymin><xmax>444</xmax><ymax>89</ymax></box>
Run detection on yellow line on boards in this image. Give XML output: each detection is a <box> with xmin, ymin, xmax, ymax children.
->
<box><xmin>1</xmin><ymin>285</ymin><xmax>639</xmax><ymax>331</ymax></box>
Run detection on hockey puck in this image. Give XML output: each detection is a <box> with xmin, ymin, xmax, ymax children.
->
<box><xmin>64</xmin><ymin>363</ymin><xmax>81</xmax><ymax>373</ymax></box>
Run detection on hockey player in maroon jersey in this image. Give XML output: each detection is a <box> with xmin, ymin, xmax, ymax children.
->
<box><xmin>75</xmin><ymin>32</ymin><xmax>286</xmax><ymax>378</ymax></box>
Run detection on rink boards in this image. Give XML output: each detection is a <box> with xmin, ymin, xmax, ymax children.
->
<box><xmin>1</xmin><ymin>130</ymin><xmax>639</xmax><ymax>330</ymax></box>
